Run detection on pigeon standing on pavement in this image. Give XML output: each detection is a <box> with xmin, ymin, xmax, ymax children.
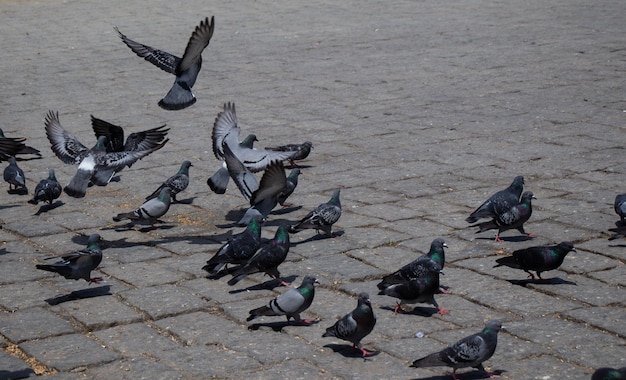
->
<box><xmin>591</xmin><ymin>367</ymin><xmax>626</xmax><ymax>380</ymax></box>
<box><xmin>410</xmin><ymin>320</ymin><xmax>503</xmax><ymax>380</ymax></box>
<box><xmin>494</xmin><ymin>241</ymin><xmax>576</xmax><ymax>280</ymax></box>
<box><xmin>278</xmin><ymin>168</ymin><xmax>301</xmax><ymax>207</ymax></box>
<box><xmin>0</xmin><ymin>128</ymin><xmax>41</xmax><ymax>158</ymax></box>
<box><xmin>322</xmin><ymin>292</ymin><xmax>377</xmax><ymax>357</ymax></box>
<box><xmin>28</xmin><ymin>169</ymin><xmax>62</xmax><ymax>205</ymax></box>
<box><xmin>289</xmin><ymin>188</ymin><xmax>341</xmax><ymax>236</ymax></box>
<box><xmin>115</xmin><ymin>16</ymin><xmax>215</xmax><ymax>110</ymax></box>
<box><xmin>614</xmin><ymin>194</ymin><xmax>626</xmax><ymax>225</ymax></box>
<box><xmin>247</xmin><ymin>274</ymin><xmax>319</xmax><ymax>324</ymax></box>
<box><xmin>113</xmin><ymin>187</ymin><xmax>172</xmax><ymax>225</ymax></box>
<box><xmin>473</xmin><ymin>191</ymin><xmax>536</xmax><ymax>242</ymax></box>
<box><xmin>3</xmin><ymin>156</ymin><xmax>27</xmax><ymax>192</ymax></box>
<box><xmin>36</xmin><ymin>234</ymin><xmax>104</xmax><ymax>284</ymax></box>
<box><xmin>466</xmin><ymin>176</ymin><xmax>524</xmax><ymax>223</ymax></box>
<box><xmin>266</xmin><ymin>141</ymin><xmax>313</xmax><ymax>167</ymax></box>
<box><xmin>145</xmin><ymin>160</ymin><xmax>192</xmax><ymax>202</ymax></box>
<box><xmin>378</xmin><ymin>238</ymin><xmax>448</xmax><ymax>288</ymax></box>
<box><xmin>203</xmin><ymin>217</ymin><xmax>263</xmax><ymax>275</ymax></box>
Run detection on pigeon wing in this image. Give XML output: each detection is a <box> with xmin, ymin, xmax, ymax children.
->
<box><xmin>44</xmin><ymin>111</ymin><xmax>89</xmax><ymax>164</ymax></box>
<box><xmin>115</xmin><ymin>27</ymin><xmax>180</xmax><ymax>74</ymax></box>
<box><xmin>177</xmin><ymin>16</ymin><xmax>214</xmax><ymax>74</ymax></box>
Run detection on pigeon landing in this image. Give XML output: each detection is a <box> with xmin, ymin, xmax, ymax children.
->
<box><xmin>466</xmin><ymin>175</ymin><xmax>524</xmax><ymax>223</ymax></box>
<box><xmin>266</xmin><ymin>141</ymin><xmax>313</xmax><ymax>167</ymax></box>
<box><xmin>289</xmin><ymin>188</ymin><xmax>341</xmax><ymax>236</ymax></box>
<box><xmin>113</xmin><ymin>187</ymin><xmax>172</xmax><ymax>225</ymax></box>
<box><xmin>116</xmin><ymin>16</ymin><xmax>215</xmax><ymax>110</ymax></box>
<box><xmin>473</xmin><ymin>191</ymin><xmax>536</xmax><ymax>242</ymax></box>
<box><xmin>36</xmin><ymin>234</ymin><xmax>104</xmax><ymax>284</ymax></box>
<box><xmin>236</xmin><ymin>161</ymin><xmax>287</xmax><ymax>226</ymax></box>
<box><xmin>615</xmin><ymin>194</ymin><xmax>626</xmax><ymax>225</ymax></box>
<box><xmin>494</xmin><ymin>241</ymin><xmax>576</xmax><ymax>280</ymax></box>
<box><xmin>247</xmin><ymin>274</ymin><xmax>319</xmax><ymax>324</ymax></box>
<box><xmin>28</xmin><ymin>169</ymin><xmax>62</xmax><ymax>205</ymax></box>
<box><xmin>591</xmin><ymin>367</ymin><xmax>626</xmax><ymax>380</ymax></box>
<box><xmin>146</xmin><ymin>160</ymin><xmax>192</xmax><ymax>202</ymax></box>
<box><xmin>410</xmin><ymin>320</ymin><xmax>503</xmax><ymax>380</ymax></box>
<box><xmin>203</xmin><ymin>217</ymin><xmax>263</xmax><ymax>275</ymax></box>
<box><xmin>0</xmin><ymin>128</ymin><xmax>41</xmax><ymax>158</ymax></box>
<box><xmin>322</xmin><ymin>292</ymin><xmax>376</xmax><ymax>357</ymax></box>
<box><xmin>207</xmin><ymin>134</ymin><xmax>257</xmax><ymax>195</ymax></box>
<box><xmin>3</xmin><ymin>156</ymin><xmax>27</xmax><ymax>192</ymax></box>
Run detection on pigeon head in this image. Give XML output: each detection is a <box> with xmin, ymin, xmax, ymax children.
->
<box><xmin>180</xmin><ymin>160</ymin><xmax>193</xmax><ymax>171</ymax></box>
<box><xmin>240</xmin><ymin>134</ymin><xmax>258</xmax><ymax>149</ymax></box>
<box><xmin>484</xmin><ymin>320</ymin><xmax>504</xmax><ymax>334</ymax></box>
<box><xmin>8</xmin><ymin>156</ymin><xmax>17</xmax><ymax>165</ymax></box>
<box><xmin>329</xmin><ymin>188</ymin><xmax>341</xmax><ymax>205</ymax></box>
<box><xmin>302</xmin><ymin>274</ymin><xmax>320</xmax><ymax>286</ymax></box>
<box><xmin>357</xmin><ymin>292</ymin><xmax>371</xmax><ymax>306</ymax></box>
<box><xmin>275</xmin><ymin>226</ymin><xmax>290</xmax><ymax>243</ymax></box>
<box><xmin>86</xmin><ymin>234</ymin><xmax>102</xmax><ymax>249</ymax></box>
<box><xmin>557</xmin><ymin>241</ymin><xmax>576</xmax><ymax>253</ymax></box>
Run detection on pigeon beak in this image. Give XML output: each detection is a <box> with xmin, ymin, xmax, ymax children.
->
<box><xmin>439</xmin><ymin>270</ymin><xmax>445</xmax><ymax>275</ymax></box>
<box><xmin>443</xmin><ymin>243</ymin><xmax>448</xmax><ymax>248</ymax></box>
<box><xmin>314</xmin><ymin>279</ymin><xmax>320</xmax><ymax>284</ymax></box>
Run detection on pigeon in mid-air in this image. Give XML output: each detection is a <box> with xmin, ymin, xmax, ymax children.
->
<box><xmin>494</xmin><ymin>241</ymin><xmax>576</xmax><ymax>280</ymax></box>
<box><xmin>289</xmin><ymin>188</ymin><xmax>341</xmax><ymax>236</ymax></box>
<box><xmin>0</xmin><ymin>128</ymin><xmax>41</xmax><ymax>158</ymax></box>
<box><xmin>202</xmin><ymin>217</ymin><xmax>263</xmax><ymax>275</ymax></box>
<box><xmin>473</xmin><ymin>191</ymin><xmax>536</xmax><ymax>242</ymax></box>
<box><xmin>3</xmin><ymin>156</ymin><xmax>27</xmax><ymax>192</ymax></box>
<box><xmin>0</xmin><ymin>137</ymin><xmax>27</xmax><ymax>162</ymax></box>
<box><xmin>466</xmin><ymin>176</ymin><xmax>524</xmax><ymax>223</ymax></box>
<box><xmin>278</xmin><ymin>168</ymin><xmax>301</xmax><ymax>207</ymax></box>
<box><xmin>591</xmin><ymin>367</ymin><xmax>626</xmax><ymax>380</ymax></box>
<box><xmin>410</xmin><ymin>320</ymin><xmax>503</xmax><ymax>380</ymax></box>
<box><xmin>145</xmin><ymin>160</ymin><xmax>192</xmax><ymax>202</ymax></box>
<box><xmin>113</xmin><ymin>187</ymin><xmax>172</xmax><ymax>225</ymax></box>
<box><xmin>615</xmin><ymin>194</ymin><xmax>626</xmax><ymax>225</ymax></box>
<box><xmin>36</xmin><ymin>234</ymin><xmax>104</xmax><ymax>284</ymax></box>
<box><xmin>247</xmin><ymin>274</ymin><xmax>319</xmax><ymax>324</ymax></box>
<box><xmin>227</xmin><ymin>226</ymin><xmax>291</xmax><ymax>286</ymax></box>
<box><xmin>266</xmin><ymin>141</ymin><xmax>313</xmax><ymax>167</ymax></box>
<box><xmin>235</xmin><ymin>160</ymin><xmax>287</xmax><ymax>226</ymax></box>
<box><xmin>207</xmin><ymin>133</ymin><xmax>257</xmax><ymax>195</ymax></box>
<box><xmin>322</xmin><ymin>292</ymin><xmax>376</xmax><ymax>357</ymax></box>
<box><xmin>115</xmin><ymin>16</ymin><xmax>215</xmax><ymax>110</ymax></box>
<box><xmin>28</xmin><ymin>169</ymin><xmax>62</xmax><ymax>205</ymax></box>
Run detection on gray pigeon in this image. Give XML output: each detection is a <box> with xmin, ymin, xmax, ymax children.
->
<box><xmin>115</xmin><ymin>16</ymin><xmax>215</xmax><ymax>110</ymax></box>
<box><xmin>236</xmin><ymin>161</ymin><xmax>287</xmax><ymax>226</ymax></box>
<box><xmin>207</xmin><ymin>133</ymin><xmax>257</xmax><ymax>195</ymax></box>
<box><xmin>473</xmin><ymin>191</ymin><xmax>536</xmax><ymax>242</ymax></box>
<box><xmin>289</xmin><ymin>188</ymin><xmax>341</xmax><ymax>236</ymax></box>
<box><xmin>36</xmin><ymin>234</ymin><xmax>103</xmax><ymax>284</ymax></box>
<box><xmin>222</xmin><ymin>140</ymin><xmax>260</xmax><ymax>202</ymax></box>
<box><xmin>3</xmin><ymin>156</ymin><xmax>27</xmax><ymax>192</ymax></box>
<box><xmin>615</xmin><ymin>194</ymin><xmax>626</xmax><ymax>225</ymax></box>
<box><xmin>0</xmin><ymin>128</ymin><xmax>41</xmax><ymax>158</ymax></box>
<box><xmin>410</xmin><ymin>320</ymin><xmax>503</xmax><ymax>380</ymax></box>
<box><xmin>278</xmin><ymin>168</ymin><xmax>301</xmax><ymax>207</ymax></box>
<box><xmin>266</xmin><ymin>141</ymin><xmax>313</xmax><ymax>168</ymax></box>
<box><xmin>203</xmin><ymin>217</ymin><xmax>263</xmax><ymax>275</ymax></box>
<box><xmin>28</xmin><ymin>169</ymin><xmax>62</xmax><ymax>205</ymax></box>
<box><xmin>0</xmin><ymin>137</ymin><xmax>27</xmax><ymax>162</ymax></box>
<box><xmin>466</xmin><ymin>176</ymin><xmax>524</xmax><ymax>223</ymax></box>
<box><xmin>494</xmin><ymin>241</ymin><xmax>576</xmax><ymax>280</ymax></box>
<box><xmin>113</xmin><ymin>187</ymin><xmax>172</xmax><ymax>224</ymax></box>
<box><xmin>591</xmin><ymin>367</ymin><xmax>626</xmax><ymax>380</ymax></box>
<box><xmin>247</xmin><ymin>274</ymin><xmax>319</xmax><ymax>324</ymax></box>
<box><xmin>322</xmin><ymin>292</ymin><xmax>377</xmax><ymax>357</ymax></box>
<box><xmin>146</xmin><ymin>160</ymin><xmax>192</xmax><ymax>202</ymax></box>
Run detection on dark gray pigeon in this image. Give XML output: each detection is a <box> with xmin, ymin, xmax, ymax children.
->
<box><xmin>615</xmin><ymin>194</ymin><xmax>626</xmax><ymax>225</ymax></box>
<box><xmin>278</xmin><ymin>168</ymin><xmax>301</xmax><ymax>207</ymax></box>
<box><xmin>473</xmin><ymin>191</ymin><xmax>536</xmax><ymax>242</ymax></box>
<box><xmin>0</xmin><ymin>137</ymin><xmax>27</xmax><ymax>162</ymax></box>
<box><xmin>146</xmin><ymin>160</ymin><xmax>192</xmax><ymax>202</ymax></box>
<box><xmin>207</xmin><ymin>133</ymin><xmax>257</xmax><ymax>195</ymax></box>
<box><xmin>203</xmin><ymin>217</ymin><xmax>263</xmax><ymax>275</ymax></box>
<box><xmin>116</xmin><ymin>16</ymin><xmax>215</xmax><ymax>110</ymax></box>
<box><xmin>494</xmin><ymin>241</ymin><xmax>576</xmax><ymax>280</ymax></box>
<box><xmin>410</xmin><ymin>320</ymin><xmax>503</xmax><ymax>380</ymax></box>
<box><xmin>466</xmin><ymin>176</ymin><xmax>524</xmax><ymax>223</ymax></box>
<box><xmin>113</xmin><ymin>187</ymin><xmax>172</xmax><ymax>224</ymax></box>
<box><xmin>28</xmin><ymin>169</ymin><xmax>62</xmax><ymax>205</ymax></box>
<box><xmin>322</xmin><ymin>292</ymin><xmax>377</xmax><ymax>357</ymax></box>
<box><xmin>36</xmin><ymin>234</ymin><xmax>103</xmax><ymax>284</ymax></box>
<box><xmin>377</xmin><ymin>238</ymin><xmax>447</xmax><ymax>289</ymax></box>
<box><xmin>0</xmin><ymin>128</ymin><xmax>41</xmax><ymax>158</ymax></box>
<box><xmin>227</xmin><ymin>226</ymin><xmax>291</xmax><ymax>286</ymax></box>
<box><xmin>236</xmin><ymin>161</ymin><xmax>287</xmax><ymax>226</ymax></box>
<box><xmin>3</xmin><ymin>156</ymin><xmax>27</xmax><ymax>192</ymax></box>
<box><xmin>247</xmin><ymin>274</ymin><xmax>319</xmax><ymax>324</ymax></box>
<box><xmin>591</xmin><ymin>367</ymin><xmax>626</xmax><ymax>380</ymax></box>
<box><xmin>289</xmin><ymin>188</ymin><xmax>341</xmax><ymax>236</ymax></box>
<box><xmin>266</xmin><ymin>141</ymin><xmax>313</xmax><ymax>167</ymax></box>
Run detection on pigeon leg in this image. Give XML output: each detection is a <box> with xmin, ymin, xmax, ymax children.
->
<box><xmin>494</xmin><ymin>233</ymin><xmax>502</xmax><ymax>242</ymax></box>
<box><xmin>278</xmin><ymin>279</ymin><xmax>291</xmax><ymax>287</ymax></box>
<box><xmin>437</xmin><ymin>307</ymin><xmax>450</xmax><ymax>315</ymax></box>
<box><xmin>439</xmin><ymin>286</ymin><xmax>452</xmax><ymax>294</ymax></box>
<box><xmin>393</xmin><ymin>302</ymin><xmax>403</xmax><ymax>313</ymax></box>
<box><xmin>89</xmin><ymin>277</ymin><xmax>103</xmax><ymax>284</ymax></box>
<box><xmin>524</xmin><ymin>270</ymin><xmax>536</xmax><ymax>280</ymax></box>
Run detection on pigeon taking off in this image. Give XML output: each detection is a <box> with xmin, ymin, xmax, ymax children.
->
<box><xmin>36</xmin><ymin>234</ymin><xmax>104</xmax><ymax>284</ymax></box>
<box><xmin>278</xmin><ymin>168</ymin><xmax>301</xmax><ymax>207</ymax></box>
<box><xmin>115</xmin><ymin>16</ymin><xmax>215</xmax><ymax>110</ymax></box>
<box><xmin>322</xmin><ymin>292</ymin><xmax>376</xmax><ymax>357</ymax></box>
<box><xmin>289</xmin><ymin>188</ymin><xmax>341</xmax><ymax>236</ymax></box>
<box><xmin>247</xmin><ymin>274</ymin><xmax>319</xmax><ymax>324</ymax></box>
<box><xmin>591</xmin><ymin>367</ymin><xmax>626</xmax><ymax>380</ymax></box>
<box><xmin>473</xmin><ymin>191</ymin><xmax>536</xmax><ymax>242</ymax></box>
<box><xmin>266</xmin><ymin>141</ymin><xmax>313</xmax><ymax>167</ymax></box>
<box><xmin>3</xmin><ymin>156</ymin><xmax>27</xmax><ymax>192</ymax></box>
<box><xmin>0</xmin><ymin>128</ymin><xmax>41</xmax><ymax>158</ymax></box>
<box><xmin>29</xmin><ymin>169</ymin><xmax>62</xmax><ymax>205</ymax></box>
<box><xmin>207</xmin><ymin>134</ymin><xmax>257</xmax><ymax>195</ymax></box>
<box><xmin>145</xmin><ymin>160</ymin><xmax>192</xmax><ymax>202</ymax></box>
<box><xmin>615</xmin><ymin>194</ymin><xmax>626</xmax><ymax>225</ymax></box>
<box><xmin>113</xmin><ymin>187</ymin><xmax>172</xmax><ymax>225</ymax></box>
<box><xmin>203</xmin><ymin>217</ymin><xmax>263</xmax><ymax>275</ymax></box>
<box><xmin>494</xmin><ymin>241</ymin><xmax>576</xmax><ymax>280</ymax></box>
<box><xmin>236</xmin><ymin>161</ymin><xmax>287</xmax><ymax>226</ymax></box>
<box><xmin>466</xmin><ymin>176</ymin><xmax>524</xmax><ymax>224</ymax></box>
<box><xmin>410</xmin><ymin>320</ymin><xmax>503</xmax><ymax>380</ymax></box>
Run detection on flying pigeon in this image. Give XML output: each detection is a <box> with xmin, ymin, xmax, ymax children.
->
<box><xmin>0</xmin><ymin>128</ymin><xmax>41</xmax><ymax>158</ymax></box>
<box><xmin>591</xmin><ymin>367</ymin><xmax>626</xmax><ymax>380</ymax></box>
<box><xmin>115</xmin><ymin>16</ymin><xmax>215</xmax><ymax>110</ymax></box>
<box><xmin>28</xmin><ymin>169</ymin><xmax>62</xmax><ymax>205</ymax></box>
<box><xmin>145</xmin><ymin>160</ymin><xmax>192</xmax><ymax>202</ymax></box>
<box><xmin>113</xmin><ymin>187</ymin><xmax>172</xmax><ymax>225</ymax></box>
<box><xmin>278</xmin><ymin>168</ymin><xmax>301</xmax><ymax>207</ymax></box>
<box><xmin>207</xmin><ymin>133</ymin><xmax>257</xmax><ymax>195</ymax></box>
<box><xmin>44</xmin><ymin>111</ymin><xmax>168</xmax><ymax>198</ymax></box>
<box><xmin>615</xmin><ymin>194</ymin><xmax>626</xmax><ymax>225</ymax></box>
<box><xmin>322</xmin><ymin>292</ymin><xmax>377</xmax><ymax>357</ymax></box>
<box><xmin>236</xmin><ymin>161</ymin><xmax>287</xmax><ymax>226</ymax></box>
<box><xmin>466</xmin><ymin>176</ymin><xmax>524</xmax><ymax>223</ymax></box>
<box><xmin>0</xmin><ymin>137</ymin><xmax>27</xmax><ymax>162</ymax></box>
<box><xmin>473</xmin><ymin>191</ymin><xmax>536</xmax><ymax>242</ymax></box>
<box><xmin>36</xmin><ymin>234</ymin><xmax>104</xmax><ymax>284</ymax></box>
<box><xmin>247</xmin><ymin>274</ymin><xmax>319</xmax><ymax>324</ymax></box>
<box><xmin>202</xmin><ymin>217</ymin><xmax>263</xmax><ymax>275</ymax></box>
<box><xmin>410</xmin><ymin>320</ymin><xmax>503</xmax><ymax>380</ymax></box>
<box><xmin>266</xmin><ymin>141</ymin><xmax>313</xmax><ymax>167</ymax></box>
<box><xmin>289</xmin><ymin>188</ymin><xmax>341</xmax><ymax>236</ymax></box>
<box><xmin>227</xmin><ymin>226</ymin><xmax>291</xmax><ymax>286</ymax></box>
<box><xmin>494</xmin><ymin>241</ymin><xmax>576</xmax><ymax>280</ymax></box>
<box><xmin>3</xmin><ymin>156</ymin><xmax>27</xmax><ymax>192</ymax></box>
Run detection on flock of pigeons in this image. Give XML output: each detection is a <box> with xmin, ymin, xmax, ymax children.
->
<box><xmin>1</xmin><ymin>14</ymin><xmax>625</xmax><ymax>380</ymax></box>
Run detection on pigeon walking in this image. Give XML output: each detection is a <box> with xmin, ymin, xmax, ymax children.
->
<box><xmin>289</xmin><ymin>188</ymin><xmax>341</xmax><ymax>236</ymax></box>
<box><xmin>3</xmin><ymin>156</ymin><xmax>27</xmax><ymax>192</ymax></box>
<box><xmin>36</xmin><ymin>234</ymin><xmax>104</xmax><ymax>284</ymax></box>
<box><xmin>322</xmin><ymin>292</ymin><xmax>376</xmax><ymax>357</ymax></box>
<box><xmin>466</xmin><ymin>176</ymin><xmax>524</xmax><ymax>223</ymax></box>
<box><xmin>410</xmin><ymin>320</ymin><xmax>503</xmax><ymax>380</ymax></box>
<box><xmin>473</xmin><ymin>191</ymin><xmax>536</xmax><ymax>242</ymax></box>
<box><xmin>203</xmin><ymin>217</ymin><xmax>263</xmax><ymax>275</ymax></box>
<box><xmin>116</xmin><ymin>16</ymin><xmax>215</xmax><ymax>110</ymax></box>
<box><xmin>591</xmin><ymin>367</ymin><xmax>626</xmax><ymax>380</ymax></box>
<box><xmin>494</xmin><ymin>241</ymin><xmax>576</xmax><ymax>280</ymax></box>
<box><xmin>28</xmin><ymin>169</ymin><xmax>62</xmax><ymax>205</ymax></box>
<box><xmin>247</xmin><ymin>274</ymin><xmax>319</xmax><ymax>324</ymax></box>
<box><xmin>615</xmin><ymin>194</ymin><xmax>626</xmax><ymax>225</ymax></box>
<box><xmin>378</xmin><ymin>238</ymin><xmax>448</xmax><ymax>288</ymax></box>
<box><xmin>266</xmin><ymin>141</ymin><xmax>313</xmax><ymax>167</ymax></box>
<box><xmin>145</xmin><ymin>160</ymin><xmax>192</xmax><ymax>202</ymax></box>
<box><xmin>113</xmin><ymin>187</ymin><xmax>172</xmax><ymax>225</ymax></box>
<box><xmin>278</xmin><ymin>168</ymin><xmax>301</xmax><ymax>207</ymax></box>
<box><xmin>0</xmin><ymin>128</ymin><xmax>41</xmax><ymax>158</ymax></box>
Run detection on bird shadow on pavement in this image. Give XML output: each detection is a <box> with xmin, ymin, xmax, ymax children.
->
<box><xmin>475</xmin><ymin>235</ymin><xmax>534</xmax><ymax>243</ymax></box>
<box><xmin>44</xmin><ymin>285</ymin><xmax>112</xmax><ymax>305</ymax></box>
<box><xmin>102</xmin><ymin>222</ymin><xmax>176</xmax><ymax>233</ymax></box>
<box><xmin>379</xmin><ymin>305</ymin><xmax>439</xmax><ymax>317</ymax></box>
<box><xmin>6</xmin><ymin>188</ymin><xmax>28</xmax><ymax>195</ymax></box>
<box><xmin>269</xmin><ymin>205</ymin><xmax>302</xmax><ymax>216</ymax></box>
<box><xmin>172</xmin><ymin>196</ymin><xmax>196</xmax><ymax>205</ymax></box>
<box><xmin>34</xmin><ymin>201</ymin><xmax>64</xmax><ymax>215</ymax></box>
<box><xmin>228</xmin><ymin>275</ymin><xmax>299</xmax><ymax>294</ymax></box>
<box><xmin>0</xmin><ymin>368</ymin><xmax>36</xmax><ymax>380</ymax></box>
<box><xmin>411</xmin><ymin>369</ymin><xmax>506</xmax><ymax>380</ymax></box>
<box><xmin>248</xmin><ymin>319</ymin><xmax>320</xmax><ymax>332</ymax></box>
<box><xmin>290</xmin><ymin>230</ymin><xmax>345</xmax><ymax>246</ymax></box>
<box><xmin>322</xmin><ymin>344</ymin><xmax>380</xmax><ymax>360</ymax></box>
<box><xmin>508</xmin><ymin>277</ymin><xmax>576</xmax><ymax>287</ymax></box>
<box><xmin>0</xmin><ymin>204</ymin><xmax>20</xmax><ymax>211</ymax></box>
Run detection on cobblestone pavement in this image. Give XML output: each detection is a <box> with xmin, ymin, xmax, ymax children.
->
<box><xmin>0</xmin><ymin>0</ymin><xmax>624</xmax><ymax>379</ymax></box>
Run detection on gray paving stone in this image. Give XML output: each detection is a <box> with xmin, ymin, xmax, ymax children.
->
<box><xmin>59</xmin><ymin>295</ymin><xmax>143</xmax><ymax>330</ymax></box>
<box><xmin>118</xmin><ymin>284</ymin><xmax>209</xmax><ymax>320</ymax></box>
<box><xmin>102</xmin><ymin>260</ymin><xmax>193</xmax><ymax>287</ymax></box>
<box><xmin>92</xmin><ymin>323</ymin><xmax>180</xmax><ymax>357</ymax></box>
<box><xmin>0</xmin><ymin>351</ymin><xmax>35</xmax><ymax>380</ymax></box>
<box><xmin>155</xmin><ymin>345</ymin><xmax>261</xmax><ymax>378</ymax></box>
<box><xmin>84</xmin><ymin>357</ymin><xmax>184</xmax><ymax>380</ymax></box>
<box><xmin>0</xmin><ymin>307</ymin><xmax>75</xmax><ymax>343</ymax></box>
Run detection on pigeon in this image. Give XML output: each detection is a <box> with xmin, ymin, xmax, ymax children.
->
<box><xmin>591</xmin><ymin>367</ymin><xmax>626</xmax><ymax>380</ymax></box>
<box><xmin>35</xmin><ymin>234</ymin><xmax>104</xmax><ymax>284</ymax></box>
<box><xmin>289</xmin><ymin>188</ymin><xmax>341</xmax><ymax>236</ymax></box>
<box><xmin>227</xmin><ymin>226</ymin><xmax>291</xmax><ymax>286</ymax></box>
<box><xmin>115</xmin><ymin>16</ymin><xmax>215</xmax><ymax>110</ymax></box>
<box><xmin>247</xmin><ymin>274</ymin><xmax>319</xmax><ymax>324</ymax></box>
<box><xmin>473</xmin><ymin>191</ymin><xmax>536</xmax><ymax>242</ymax></box>
<box><xmin>278</xmin><ymin>168</ymin><xmax>301</xmax><ymax>207</ymax></box>
<box><xmin>322</xmin><ymin>292</ymin><xmax>377</xmax><ymax>357</ymax></box>
<box><xmin>207</xmin><ymin>133</ymin><xmax>257</xmax><ymax>195</ymax></box>
<box><xmin>466</xmin><ymin>176</ymin><xmax>525</xmax><ymax>223</ymax></box>
<box><xmin>222</xmin><ymin>141</ymin><xmax>260</xmax><ymax>202</ymax></box>
<box><xmin>3</xmin><ymin>156</ymin><xmax>27</xmax><ymax>192</ymax></box>
<box><xmin>615</xmin><ymin>194</ymin><xmax>626</xmax><ymax>225</ymax></box>
<box><xmin>145</xmin><ymin>160</ymin><xmax>192</xmax><ymax>202</ymax></box>
<box><xmin>0</xmin><ymin>128</ymin><xmax>41</xmax><ymax>157</ymax></box>
<box><xmin>236</xmin><ymin>161</ymin><xmax>287</xmax><ymax>226</ymax></box>
<box><xmin>45</xmin><ymin>111</ymin><xmax>168</xmax><ymax>198</ymax></box>
<box><xmin>494</xmin><ymin>241</ymin><xmax>576</xmax><ymax>280</ymax></box>
<box><xmin>0</xmin><ymin>137</ymin><xmax>27</xmax><ymax>162</ymax></box>
<box><xmin>28</xmin><ymin>169</ymin><xmax>62</xmax><ymax>205</ymax></box>
<box><xmin>202</xmin><ymin>217</ymin><xmax>263</xmax><ymax>275</ymax></box>
<box><xmin>410</xmin><ymin>320</ymin><xmax>503</xmax><ymax>380</ymax></box>
<box><xmin>266</xmin><ymin>141</ymin><xmax>313</xmax><ymax>167</ymax></box>
<box><xmin>113</xmin><ymin>187</ymin><xmax>172</xmax><ymax>224</ymax></box>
